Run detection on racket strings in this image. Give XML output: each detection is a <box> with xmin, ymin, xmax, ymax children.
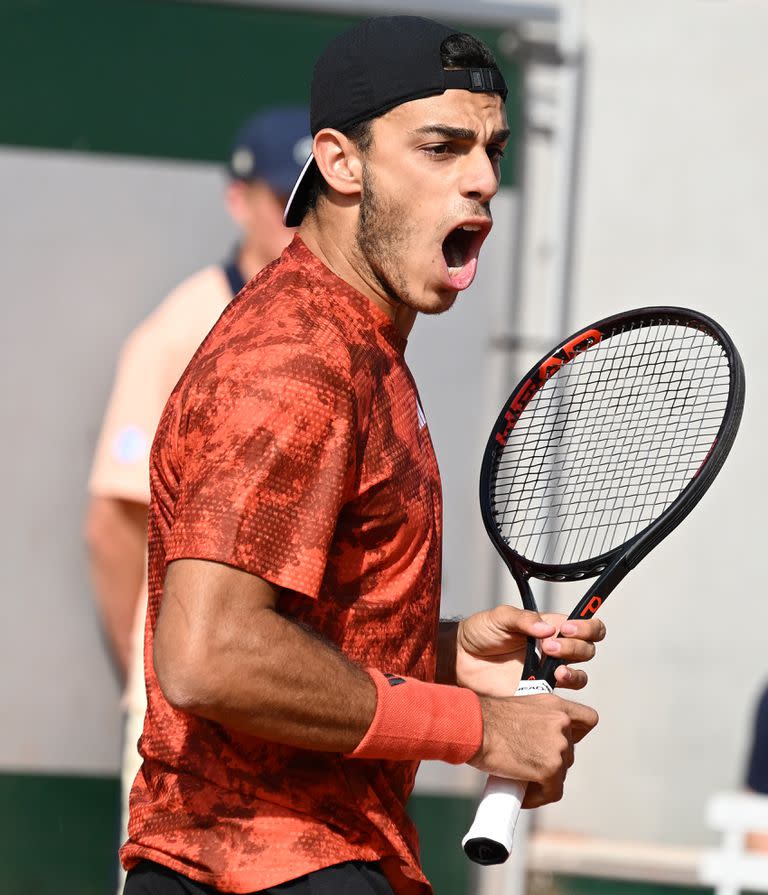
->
<box><xmin>548</xmin><ymin>322</ymin><xmax>662</xmax><ymax>562</ymax></box>
<box><xmin>586</xmin><ymin>321</ymin><xmax>705</xmax><ymax>559</ymax></box>
<box><xmin>525</xmin><ymin>327</ymin><xmax>724</xmax><ymax>561</ymax></box>
<box><xmin>556</xmin><ymin>326</ymin><xmax>723</xmax><ymax>562</ymax></box>
<box><xmin>491</xmin><ymin>320</ymin><xmax>731</xmax><ymax>566</ymax></box>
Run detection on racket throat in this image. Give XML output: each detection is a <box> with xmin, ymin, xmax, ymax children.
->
<box><xmin>524</xmin><ymin>637</ymin><xmax>541</xmax><ymax>681</ymax></box>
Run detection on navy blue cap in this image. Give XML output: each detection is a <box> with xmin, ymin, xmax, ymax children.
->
<box><xmin>228</xmin><ymin>106</ymin><xmax>312</xmax><ymax>196</ymax></box>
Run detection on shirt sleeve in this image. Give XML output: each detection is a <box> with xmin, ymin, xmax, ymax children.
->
<box><xmin>747</xmin><ymin>685</ymin><xmax>768</xmax><ymax>793</ymax></box>
<box><xmin>88</xmin><ymin>326</ymin><xmax>171</xmax><ymax>504</ymax></box>
<box><xmin>165</xmin><ymin>344</ymin><xmax>357</xmax><ymax>600</ymax></box>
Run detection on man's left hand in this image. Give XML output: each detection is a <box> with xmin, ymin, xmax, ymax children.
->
<box><xmin>454</xmin><ymin>606</ymin><xmax>606</xmax><ymax>697</ymax></box>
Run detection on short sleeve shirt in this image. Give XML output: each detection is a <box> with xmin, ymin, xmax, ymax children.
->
<box><xmin>120</xmin><ymin>237</ymin><xmax>443</xmax><ymax>895</ymax></box>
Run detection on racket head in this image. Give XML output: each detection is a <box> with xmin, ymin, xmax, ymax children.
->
<box><xmin>482</xmin><ymin>307</ymin><xmax>745</xmax><ymax>582</ymax></box>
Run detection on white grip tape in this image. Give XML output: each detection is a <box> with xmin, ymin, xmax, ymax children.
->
<box><xmin>462</xmin><ymin>679</ymin><xmax>553</xmax><ymax>861</ymax></box>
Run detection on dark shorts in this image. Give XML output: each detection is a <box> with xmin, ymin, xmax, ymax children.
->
<box><xmin>123</xmin><ymin>860</ymin><xmax>395</xmax><ymax>895</ymax></box>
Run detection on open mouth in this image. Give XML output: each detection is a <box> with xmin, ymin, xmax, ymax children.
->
<box><xmin>441</xmin><ymin>221</ymin><xmax>490</xmax><ymax>290</ymax></box>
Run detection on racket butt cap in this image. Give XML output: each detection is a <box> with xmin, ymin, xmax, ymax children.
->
<box><xmin>463</xmin><ymin>837</ymin><xmax>510</xmax><ymax>865</ymax></box>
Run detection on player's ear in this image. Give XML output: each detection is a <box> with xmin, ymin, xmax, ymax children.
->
<box><xmin>313</xmin><ymin>129</ymin><xmax>363</xmax><ymax>200</ymax></box>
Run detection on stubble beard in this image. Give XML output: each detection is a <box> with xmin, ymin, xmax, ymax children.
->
<box><xmin>354</xmin><ymin>163</ymin><xmax>447</xmax><ymax>314</ymax></box>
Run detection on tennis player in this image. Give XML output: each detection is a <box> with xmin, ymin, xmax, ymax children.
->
<box><xmin>121</xmin><ymin>17</ymin><xmax>603</xmax><ymax>895</ymax></box>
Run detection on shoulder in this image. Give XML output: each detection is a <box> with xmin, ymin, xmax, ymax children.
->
<box><xmin>178</xmin><ymin>314</ymin><xmax>363</xmax><ymax>452</ymax></box>
<box><xmin>203</xmin><ymin>258</ymin><xmax>362</xmax><ymax>384</ymax></box>
<box><xmin>195</xmin><ymin>325</ymin><xmax>357</xmax><ymax>410</ymax></box>
<box><xmin>123</xmin><ymin>266</ymin><xmax>231</xmax><ymax>359</ymax></box>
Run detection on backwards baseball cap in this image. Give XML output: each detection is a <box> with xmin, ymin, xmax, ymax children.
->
<box><xmin>228</xmin><ymin>105</ymin><xmax>312</xmax><ymax>197</ymax></box>
<box><xmin>283</xmin><ymin>16</ymin><xmax>507</xmax><ymax>227</ymax></box>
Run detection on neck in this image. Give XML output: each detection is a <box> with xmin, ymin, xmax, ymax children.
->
<box><xmin>298</xmin><ymin>210</ymin><xmax>418</xmax><ymax>339</ymax></box>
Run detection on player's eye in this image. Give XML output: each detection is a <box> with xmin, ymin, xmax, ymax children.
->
<box><xmin>423</xmin><ymin>143</ymin><xmax>453</xmax><ymax>157</ymax></box>
<box><xmin>488</xmin><ymin>146</ymin><xmax>506</xmax><ymax>162</ymax></box>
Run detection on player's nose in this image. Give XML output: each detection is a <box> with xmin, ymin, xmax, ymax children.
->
<box><xmin>460</xmin><ymin>149</ymin><xmax>500</xmax><ymax>205</ymax></box>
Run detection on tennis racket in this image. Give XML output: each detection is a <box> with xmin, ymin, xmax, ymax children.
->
<box><xmin>462</xmin><ymin>306</ymin><xmax>744</xmax><ymax>865</ymax></box>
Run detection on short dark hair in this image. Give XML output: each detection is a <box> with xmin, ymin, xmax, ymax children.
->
<box><xmin>303</xmin><ymin>31</ymin><xmax>501</xmax><ymax>215</ymax></box>
<box><xmin>440</xmin><ymin>31</ymin><xmax>499</xmax><ymax>70</ymax></box>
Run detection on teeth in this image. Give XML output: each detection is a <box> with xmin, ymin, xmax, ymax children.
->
<box><xmin>460</xmin><ymin>225</ymin><xmax>481</xmax><ymax>231</ymax></box>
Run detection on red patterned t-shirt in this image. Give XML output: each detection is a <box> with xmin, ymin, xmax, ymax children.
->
<box><xmin>120</xmin><ymin>236</ymin><xmax>442</xmax><ymax>894</ymax></box>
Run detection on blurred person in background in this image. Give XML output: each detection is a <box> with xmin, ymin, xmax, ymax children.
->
<box><xmin>746</xmin><ymin>684</ymin><xmax>768</xmax><ymax>850</ymax></box>
<box><xmin>84</xmin><ymin>104</ymin><xmax>310</xmax><ymax>886</ymax></box>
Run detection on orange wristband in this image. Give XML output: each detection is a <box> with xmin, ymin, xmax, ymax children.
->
<box><xmin>345</xmin><ymin>669</ymin><xmax>483</xmax><ymax>765</ymax></box>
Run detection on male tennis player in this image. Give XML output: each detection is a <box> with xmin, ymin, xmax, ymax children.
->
<box><xmin>121</xmin><ymin>17</ymin><xmax>603</xmax><ymax>895</ymax></box>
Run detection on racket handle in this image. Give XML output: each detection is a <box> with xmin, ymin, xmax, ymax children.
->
<box><xmin>462</xmin><ymin>775</ymin><xmax>527</xmax><ymax>864</ymax></box>
<box><xmin>462</xmin><ymin>679</ymin><xmax>553</xmax><ymax>865</ymax></box>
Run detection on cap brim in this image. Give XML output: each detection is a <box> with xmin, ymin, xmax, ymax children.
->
<box><xmin>283</xmin><ymin>154</ymin><xmax>317</xmax><ymax>228</ymax></box>
<box><xmin>261</xmin><ymin>165</ymin><xmax>309</xmax><ymax>197</ymax></box>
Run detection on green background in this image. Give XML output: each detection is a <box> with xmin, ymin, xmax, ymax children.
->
<box><xmin>0</xmin><ymin>0</ymin><xmax>522</xmax><ymax>183</ymax></box>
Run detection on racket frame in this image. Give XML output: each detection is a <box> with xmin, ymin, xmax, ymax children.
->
<box><xmin>464</xmin><ymin>306</ymin><xmax>744</xmax><ymax>865</ymax></box>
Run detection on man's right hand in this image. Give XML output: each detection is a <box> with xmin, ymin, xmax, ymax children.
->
<box><xmin>468</xmin><ymin>693</ymin><xmax>598</xmax><ymax>808</ymax></box>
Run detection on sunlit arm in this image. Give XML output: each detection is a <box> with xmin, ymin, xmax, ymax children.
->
<box><xmin>153</xmin><ymin>559</ymin><xmax>376</xmax><ymax>752</ymax></box>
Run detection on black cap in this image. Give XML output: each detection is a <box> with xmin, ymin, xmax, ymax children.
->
<box><xmin>283</xmin><ymin>16</ymin><xmax>507</xmax><ymax>227</ymax></box>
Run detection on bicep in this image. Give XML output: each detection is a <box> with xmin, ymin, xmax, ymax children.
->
<box><xmin>154</xmin><ymin>559</ymin><xmax>277</xmax><ymax>700</ymax></box>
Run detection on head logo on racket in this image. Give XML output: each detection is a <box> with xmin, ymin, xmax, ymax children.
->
<box><xmin>495</xmin><ymin>329</ymin><xmax>603</xmax><ymax>447</ymax></box>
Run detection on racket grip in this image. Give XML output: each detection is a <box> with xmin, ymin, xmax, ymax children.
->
<box><xmin>463</xmin><ymin>679</ymin><xmax>553</xmax><ymax>865</ymax></box>
<box><xmin>462</xmin><ymin>775</ymin><xmax>527</xmax><ymax>864</ymax></box>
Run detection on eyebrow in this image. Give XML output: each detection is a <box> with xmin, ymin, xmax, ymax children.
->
<box><xmin>411</xmin><ymin>124</ymin><xmax>511</xmax><ymax>143</ymax></box>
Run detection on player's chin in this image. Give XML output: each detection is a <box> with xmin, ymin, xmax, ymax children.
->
<box><xmin>554</xmin><ymin>666</ymin><xmax>588</xmax><ymax>690</ymax></box>
<box><xmin>416</xmin><ymin>285</ymin><xmax>460</xmax><ymax>315</ymax></box>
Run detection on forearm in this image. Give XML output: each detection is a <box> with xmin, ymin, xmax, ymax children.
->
<box><xmin>181</xmin><ymin>607</ymin><xmax>376</xmax><ymax>752</ymax></box>
<box><xmin>154</xmin><ymin>561</ymin><xmax>377</xmax><ymax>752</ymax></box>
<box><xmin>84</xmin><ymin>497</ymin><xmax>148</xmax><ymax>679</ymax></box>
<box><xmin>435</xmin><ymin>618</ymin><xmax>459</xmax><ymax>685</ymax></box>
